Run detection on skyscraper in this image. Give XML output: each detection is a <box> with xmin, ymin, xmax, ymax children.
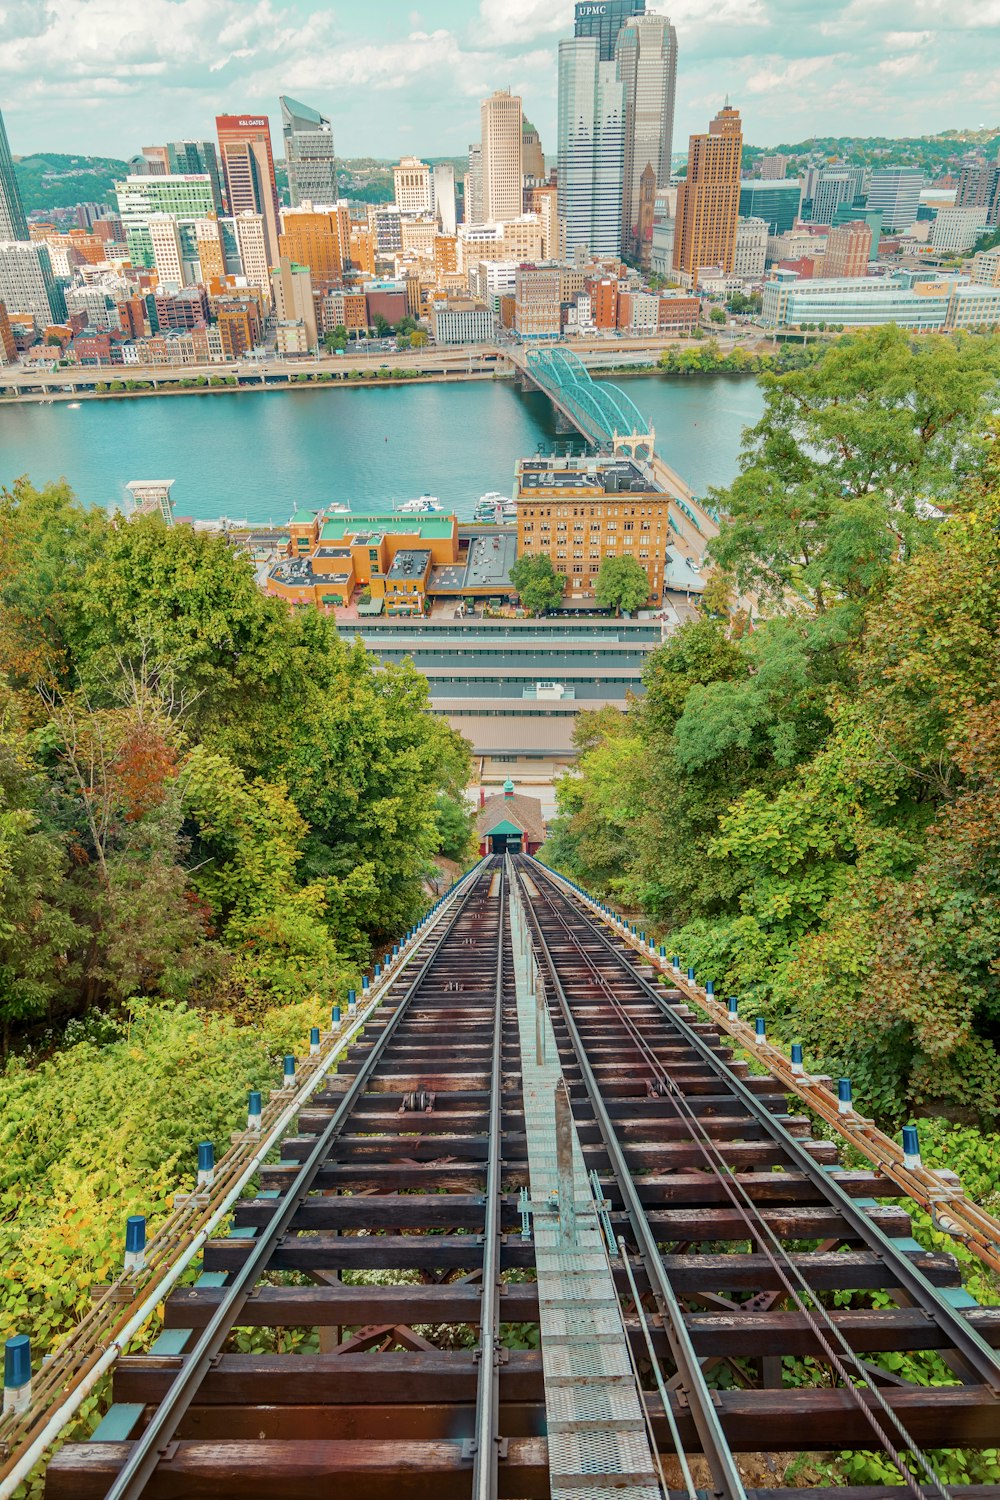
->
<box><xmin>522</xmin><ymin>119</ymin><xmax>546</xmax><ymax>182</ymax></box>
<box><xmin>574</xmin><ymin>0</ymin><xmax>645</xmax><ymax>61</ymax></box>
<box><xmin>616</xmin><ymin>13</ymin><xmax>677</xmax><ymax>260</ymax></box>
<box><xmin>867</xmin><ymin>168</ymin><xmax>923</xmax><ymax>232</ymax></box>
<box><xmin>466</xmin><ymin>145</ymin><xmax>484</xmax><ymax>225</ymax></box>
<box><xmin>167</xmin><ymin>141</ymin><xmax>224</xmax><ymax>213</ymax></box>
<box><xmin>558</xmin><ymin>38</ymin><xmax>625</xmax><ymax>257</ymax></box>
<box><xmin>280</xmin><ymin>96</ymin><xmax>338</xmax><ymax>207</ymax></box>
<box><xmin>433</xmin><ymin>163</ymin><xmax>457</xmax><ymax>235</ymax></box>
<box><xmin>481</xmin><ymin>89</ymin><xmax>524</xmax><ymax>223</ymax></box>
<box><xmin>673</xmin><ymin>103</ymin><xmax>743</xmax><ymax>282</ymax></box>
<box><xmin>810</xmin><ymin>168</ymin><xmax>853</xmax><ymax>226</ymax></box>
<box><xmin>215</xmin><ymin>114</ymin><xmax>281</xmax><ymax>263</ymax></box>
<box><xmin>0</xmin><ymin>110</ymin><xmax>28</xmax><ymax>242</ymax></box>
<box><xmin>393</xmin><ymin>157</ymin><xmax>433</xmax><ymax>213</ymax></box>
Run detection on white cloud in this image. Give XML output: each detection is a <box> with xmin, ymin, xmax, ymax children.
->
<box><xmin>477</xmin><ymin>0</ymin><xmax>574</xmax><ymax>48</ymax></box>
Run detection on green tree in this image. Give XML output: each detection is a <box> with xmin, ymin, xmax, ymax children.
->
<box><xmin>411</xmin><ymin>328</ymin><xmax>429</xmax><ymax>348</ymax></box>
<box><xmin>709</xmin><ymin>306</ymin><xmax>727</xmax><ymax>325</ymax></box>
<box><xmin>372</xmin><ymin>313</ymin><xmax>391</xmax><ymax>337</ymax></box>
<box><xmin>594</xmin><ymin>554</ymin><xmax>650</xmax><ymax>614</ymax></box>
<box><xmin>509</xmin><ymin>553</ymin><xmax>566</xmax><ymax>613</ymax></box>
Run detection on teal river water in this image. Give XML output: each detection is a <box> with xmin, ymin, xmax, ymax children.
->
<box><xmin>0</xmin><ymin>375</ymin><xmax>764</xmax><ymax>524</ymax></box>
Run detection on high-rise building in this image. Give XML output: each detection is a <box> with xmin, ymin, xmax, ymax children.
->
<box><xmin>194</xmin><ymin>218</ymin><xmax>225</xmax><ymax>281</ymax></box>
<box><xmin>574</xmin><ymin>0</ymin><xmax>645</xmax><ymax>61</ymax></box>
<box><xmin>278</xmin><ymin>207</ymin><xmax>344</xmax><ymax>283</ymax></box>
<box><xmin>867</xmin><ymin>168</ymin><xmax>923</xmax><ymax>232</ymax></box>
<box><xmin>0</xmin><ymin>300</ymin><xmax>18</xmax><ymax>364</ymax></box>
<box><xmin>147</xmin><ymin>216</ymin><xmax>186</xmax><ymax>284</ymax></box>
<box><xmin>0</xmin><ymin>241</ymin><xmax>64</xmax><ymax>326</ymax></box>
<box><xmin>810</xmin><ymin>168</ymin><xmax>853</xmax><ymax>226</ymax></box>
<box><xmin>615</xmin><ymin>13</ymin><xmax>677</xmax><ymax>260</ymax></box>
<box><xmin>673</xmin><ymin>103</ymin><xmax>742</xmax><ymax>281</ymax></box>
<box><xmin>514</xmin><ymin>263</ymin><xmax>562</xmax><ymax>340</ymax></box>
<box><xmin>823</xmin><ymin>219</ymin><xmax>873</xmax><ymax>278</ymax></box>
<box><xmin>393</xmin><ymin>156</ymin><xmax>433</xmax><ymax>214</ymax></box>
<box><xmin>466</xmin><ymin>145</ymin><xmax>484</xmax><ymax>225</ymax></box>
<box><xmin>141</xmin><ymin>146</ymin><xmax>170</xmax><ymax>175</ymax></box>
<box><xmin>215</xmin><ymin>114</ymin><xmax>281</xmax><ymax>263</ymax></box>
<box><xmin>557</xmin><ymin>37</ymin><xmax>625</xmax><ymax>257</ymax></box>
<box><xmin>167</xmin><ymin>142</ymin><xmax>224</xmax><ymax>213</ymax></box>
<box><xmin>481</xmin><ymin>90</ymin><xmax>524</xmax><ymax>223</ymax></box>
<box><xmin>233</xmin><ymin>212</ymin><xmax>271</xmax><ymax>300</ymax></box>
<box><xmin>115</xmin><ymin>174</ymin><xmax>217</xmax><ymax>271</ymax></box>
<box><xmin>522</xmin><ymin>119</ymin><xmax>546</xmax><ymax>182</ymax></box>
<box><xmin>528</xmin><ymin>183</ymin><xmax>564</xmax><ymax>260</ymax></box>
<box><xmin>738</xmin><ymin>179</ymin><xmax>801</xmax><ymax>234</ymax></box>
<box><xmin>930</xmin><ymin>206</ymin><xmax>990</xmax><ymax>255</ymax></box>
<box><xmin>758</xmin><ymin>154</ymin><xmax>787</xmax><ymax>180</ymax></box>
<box><xmin>955</xmin><ymin>154</ymin><xmax>1000</xmax><ymax>225</ymax></box>
<box><xmin>433</xmin><ymin>163</ymin><xmax>457</xmax><ymax>235</ymax></box>
<box><xmin>733</xmin><ymin>215</ymin><xmax>767</xmax><ymax>279</ymax></box>
<box><xmin>280</xmin><ymin>96</ymin><xmax>338</xmax><ymax>208</ymax></box>
<box><xmin>0</xmin><ymin>110</ymin><xmax>28</xmax><ymax>242</ymax></box>
<box><xmin>271</xmin><ymin>256</ymin><xmax>318</xmax><ymax>352</ymax></box>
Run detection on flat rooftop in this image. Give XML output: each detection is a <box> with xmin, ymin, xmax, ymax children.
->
<box><xmin>269</xmin><ymin>558</ymin><xmax>351</xmax><ymax>586</ymax></box>
<box><xmin>516</xmin><ymin>457</ymin><xmax>663</xmax><ymax>497</ymax></box>
<box><xmin>387</xmin><ymin>548</ymin><xmax>432</xmax><ymax>580</ymax></box>
<box><xmin>430</xmin><ymin>532</ymin><xmax>518</xmax><ymax>594</ymax></box>
<box><xmin>319</xmin><ymin>512</ymin><xmax>456</xmax><ymax>543</ymax></box>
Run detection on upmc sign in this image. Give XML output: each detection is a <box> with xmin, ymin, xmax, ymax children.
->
<box><xmin>575</xmin><ymin>3</ymin><xmax>609</xmax><ymax>16</ymax></box>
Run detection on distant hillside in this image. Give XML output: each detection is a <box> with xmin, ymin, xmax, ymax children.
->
<box><xmin>13</xmin><ymin>152</ymin><xmax>127</xmax><ymax>213</ymax></box>
<box><xmin>744</xmin><ymin>128</ymin><xmax>1000</xmax><ymax>180</ymax></box>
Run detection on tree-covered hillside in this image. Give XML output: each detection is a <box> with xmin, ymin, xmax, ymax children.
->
<box><xmin>0</xmin><ymin>481</ymin><xmax>473</xmax><ymax>1055</ymax></box>
<box><xmin>545</xmin><ymin>327</ymin><xmax>1000</xmax><ymax>1124</ymax></box>
<box><xmin>12</xmin><ymin>153</ymin><xmax>128</xmax><ymax>213</ymax></box>
<box><xmin>743</xmin><ymin>127</ymin><xmax>1000</xmax><ymax>180</ymax></box>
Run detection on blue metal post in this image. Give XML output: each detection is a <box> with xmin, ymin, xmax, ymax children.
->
<box><xmin>197</xmin><ymin>1141</ymin><xmax>214</xmax><ymax>1189</ymax></box>
<box><xmin>247</xmin><ymin>1091</ymin><xmax>262</xmax><ymax>1132</ymax></box>
<box><xmin>310</xmin><ymin>1026</ymin><xmax>321</xmax><ymax>1055</ymax></box>
<box><xmin>902</xmin><ymin>1125</ymin><xmax>922</xmax><ymax>1169</ymax></box>
<box><xmin>755</xmin><ymin>1017</ymin><xmax>766</xmax><ymax>1042</ymax></box>
<box><xmin>3</xmin><ymin>1335</ymin><xmax>31</xmax><ymax>1416</ymax></box>
<box><xmin>791</xmin><ymin>1043</ymin><xmax>804</xmax><ymax>1076</ymax></box>
<box><xmin>347</xmin><ymin>988</ymin><xmax>357</xmax><ymax>1016</ymax></box>
<box><xmin>124</xmin><ymin>1215</ymin><xmax>146</xmax><ymax>1273</ymax></box>
<box><xmin>283</xmin><ymin>1054</ymin><xmax>296</xmax><ymax>1086</ymax></box>
<box><xmin>838</xmin><ymin>1078</ymin><xmax>853</xmax><ymax>1115</ymax></box>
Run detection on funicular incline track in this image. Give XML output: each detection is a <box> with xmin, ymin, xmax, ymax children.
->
<box><xmin>44</xmin><ymin>858</ymin><xmax>548</xmax><ymax>1500</ymax></box>
<box><xmin>511</xmin><ymin>856</ymin><xmax>1000</xmax><ymax>1500</ymax></box>
<box><xmin>39</xmin><ymin>853</ymin><xmax>1000</xmax><ymax>1500</ymax></box>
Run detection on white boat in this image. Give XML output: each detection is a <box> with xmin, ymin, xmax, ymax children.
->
<box><xmin>474</xmin><ymin>491</ymin><xmax>515</xmax><ymax>523</ymax></box>
<box><xmin>395</xmin><ymin>494</ymin><xmax>442</xmax><ymax>513</ymax></box>
<box><xmin>67</xmin><ymin>401</ymin><xmax>81</xmax><ymax>409</ymax></box>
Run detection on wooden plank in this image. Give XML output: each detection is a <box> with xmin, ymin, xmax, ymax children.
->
<box><xmin>640</xmin><ymin>1204</ymin><xmax>913</xmax><ymax>1240</ymax></box>
<box><xmin>677</xmin><ymin>1307</ymin><xmax>1000</xmax><ymax>1357</ymax></box>
<box><xmin>649</xmin><ymin>1385</ymin><xmax>1000</xmax><ymax>1450</ymax></box>
<box><xmin>649</xmin><ymin>1250</ymin><xmax>961</xmax><ymax>1293</ymax></box>
<box><xmin>113</xmin><ymin>1352</ymin><xmax>545</xmax><ymax>1407</ymax></box>
<box><xmin>203</xmin><ymin>1234</ymin><xmax>490</xmax><ymax>1274</ymax></box>
<box><xmin>232</xmin><ymin>1193</ymin><xmax>489</xmax><ymax>1231</ymax></box>
<box><xmin>45</xmin><ymin>1437</ymin><xmax>551</xmax><ymax>1499</ymax></box>
<box><xmin>162</xmin><ymin>1283</ymin><xmax>539</xmax><ymax>1329</ymax></box>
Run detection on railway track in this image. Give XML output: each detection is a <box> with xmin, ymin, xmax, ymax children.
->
<box><xmin>30</xmin><ymin>853</ymin><xmax>1000</xmax><ymax>1499</ymax></box>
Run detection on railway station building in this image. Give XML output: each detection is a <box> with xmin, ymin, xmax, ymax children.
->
<box><xmin>475</xmin><ymin>780</ymin><xmax>546</xmax><ymax>855</ymax></box>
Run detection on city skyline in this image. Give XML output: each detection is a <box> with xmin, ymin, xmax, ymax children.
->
<box><xmin>2</xmin><ymin>0</ymin><xmax>999</xmax><ymax>163</ymax></box>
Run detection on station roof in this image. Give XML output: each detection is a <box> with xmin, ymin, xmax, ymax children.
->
<box><xmin>475</xmin><ymin>788</ymin><xmax>546</xmax><ymax>843</ymax></box>
<box><xmin>387</xmin><ymin>548</ymin><xmax>432</xmax><ymax>580</ymax></box>
<box><xmin>319</xmin><ymin>513</ymin><xmax>456</xmax><ymax>543</ymax></box>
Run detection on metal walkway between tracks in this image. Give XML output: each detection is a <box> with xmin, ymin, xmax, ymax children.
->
<box><xmin>510</xmin><ymin>880</ymin><xmax>661</xmax><ymax>1500</ymax></box>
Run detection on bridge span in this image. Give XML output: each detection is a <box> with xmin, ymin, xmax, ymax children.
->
<box><xmin>506</xmin><ymin>344</ymin><xmax>720</xmax><ymax>558</ymax></box>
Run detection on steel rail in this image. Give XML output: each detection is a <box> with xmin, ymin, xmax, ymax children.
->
<box><xmin>528</xmin><ymin>875</ymin><xmax>949</xmax><ymax>1500</ymax></box>
<box><xmin>558</xmin><ymin>868</ymin><xmax>1000</xmax><ymax>1278</ymax></box>
<box><xmin>0</xmin><ymin>861</ymin><xmax>489</xmax><ymax>1500</ymax></box>
<box><xmin>509</xmin><ymin>858</ymin><xmax>750</xmax><ymax>1500</ymax></box>
<box><xmin>471</xmin><ymin>857</ymin><xmax>507</xmax><ymax>1500</ymax></box>
<box><xmin>529</xmin><ymin>859</ymin><xmax>1000</xmax><ymax>1396</ymax></box>
<box><xmin>100</xmin><ymin>863</ymin><xmax>497</xmax><ymax>1500</ymax></box>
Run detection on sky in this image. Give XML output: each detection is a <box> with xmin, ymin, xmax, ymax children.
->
<box><xmin>2</xmin><ymin>0</ymin><xmax>999</xmax><ymax>163</ymax></box>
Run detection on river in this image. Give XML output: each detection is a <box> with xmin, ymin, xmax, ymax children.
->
<box><xmin>0</xmin><ymin>375</ymin><xmax>764</xmax><ymax>524</ymax></box>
